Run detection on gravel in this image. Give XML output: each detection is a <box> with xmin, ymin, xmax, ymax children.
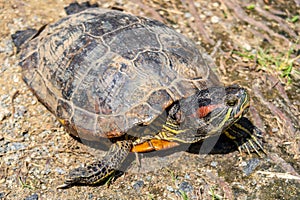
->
<box><xmin>0</xmin><ymin>0</ymin><xmax>298</xmax><ymax>199</ymax></box>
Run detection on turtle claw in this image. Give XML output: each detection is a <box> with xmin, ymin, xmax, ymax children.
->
<box><xmin>238</xmin><ymin>129</ymin><xmax>267</xmax><ymax>158</ymax></box>
<box><xmin>57</xmin><ymin>167</ymin><xmax>88</xmax><ymax>189</ymax></box>
<box><xmin>57</xmin><ymin>141</ymin><xmax>132</xmax><ymax>188</ymax></box>
<box><xmin>57</xmin><ymin>182</ymin><xmax>72</xmax><ymax>189</ymax></box>
<box><xmin>225</xmin><ymin>117</ymin><xmax>267</xmax><ymax>157</ymax></box>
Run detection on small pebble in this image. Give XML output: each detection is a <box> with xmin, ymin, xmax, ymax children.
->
<box><xmin>41</xmin><ymin>184</ymin><xmax>47</xmax><ymax>190</ymax></box>
<box><xmin>9</xmin><ymin>142</ymin><xmax>26</xmax><ymax>151</ymax></box>
<box><xmin>243</xmin><ymin>158</ymin><xmax>260</xmax><ymax>176</ymax></box>
<box><xmin>145</xmin><ymin>176</ymin><xmax>152</xmax><ymax>181</ymax></box>
<box><xmin>199</xmin><ymin>14</ymin><xmax>206</xmax><ymax>20</ymax></box>
<box><xmin>88</xmin><ymin>193</ymin><xmax>93</xmax><ymax>199</ymax></box>
<box><xmin>0</xmin><ymin>108</ymin><xmax>10</xmax><ymax>121</ymax></box>
<box><xmin>251</xmin><ymin>180</ymin><xmax>257</xmax><ymax>186</ymax></box>
<box><xmin>184</xmin><ymin>173</ymin><xmax>190</xmax><ymax>179</ymax></box>
<box><xmin>211</xmin><ymin>16</ymin><xmax>220</xmax><ymax>23</ymax></box>
<box><xmin>184</xmin><ymin>12</ymin><xmax>192</xmax><ymax>18</ymax></box>
<box><xmin>0</xmin><ymin>192</ymin><xmax>5</xmax><ymax>199</ymax></box>
<box><xmin>272</xmin><ymin>128</ymin><xmax>279</xmax><ymax>133</ymax></box>
<box><xmin>210</xmin><ymin>161</ymin><xmax>218</xmax><ymax>167</ymax></box>
<box><xmin>178</xmin><ymin>181</ymin><xmax>193</xmax><ymax>193</ymax></box>
<box><xmin>1</xmin><ymin>94</ymin><xmax>9</xmax><ymax>101</ymax></box>
<box><xmin>204</xmin><ymin>10</ymin><xmax>213</xmax><ymax>17</ymax></box>
<box><xmin>55</xmin><ymin>167</ymin><xmax>65</xmax><ymax>175</ymax></box>
<box><xmin>166</xmin><ymin>185</ymin><xmax>174</xmax><ymax>192</ymax></box>
<box><xmin>132</xmin><ymin>180</ymin><xmax>144</xmax><ymax>191</ymax></box>
<box><xmin>242</xmin><ymin>43</ymin><xmax>252</xmax><ymax>51</ymax></box>
<box><xmin>13</xmin><ymin>75</ymin><xmax>20</xmax><ymax>83</ymax></box>
<box><xmin>239</xmin><ymin>161</ymin><xmax>247</xmax><ymax>167</ymax></box>
<box><xmin>194</xmin><ymin>2</ymin><xmax>200</xmax><ymax>7</ymax></box>
<box><xmin>14</xmin><ymin>106</ymin><xmax>27</xmax><ymax>118</ymax></box>
<box><xmin>42</xmin><ymin>168</ymin><xmax>51</xmax><ymax>175</ymax></box>
<box><xmin>212</xmin><ymin>2</ymin><xmax>219</xmax><ymax>7</ymax></box>
<box><xmin>24</xmin><ymin>193</ymin><xmax>38</xmax><ymax>200</ymax></box>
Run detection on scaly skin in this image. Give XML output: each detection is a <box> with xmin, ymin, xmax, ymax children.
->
<box><xmin>57</xmin><ymin>140</ymin><xmax>132</xmax><ymax>188</ymax></box>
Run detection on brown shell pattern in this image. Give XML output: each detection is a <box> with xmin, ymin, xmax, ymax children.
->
<box><xmin>19</xmin><ymin>9</ymin><xmax>220</xmax><ymax>141</ymax></box>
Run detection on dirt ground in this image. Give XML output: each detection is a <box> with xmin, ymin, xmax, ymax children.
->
<box><xmin>0</xmin><ymin>0</ymin><xmax>299</xmax><ymax>199</ymax></box>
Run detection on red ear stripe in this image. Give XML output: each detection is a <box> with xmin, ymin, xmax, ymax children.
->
<box><xmin>196</xmin><ymin>104</ymin><xmax>220</xmax><ymax>118</ymax></box>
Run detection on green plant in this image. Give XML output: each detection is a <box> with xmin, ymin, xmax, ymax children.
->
<box><xmin>233</xmin><ymin>44</ymin><xmax>300</xmax><ymax>84</ymax></box>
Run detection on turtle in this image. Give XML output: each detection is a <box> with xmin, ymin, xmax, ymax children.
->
<box><xmin>12</xmin><ymin>2</ymin><xmax>265</xmax><ymax>188</ymax></box>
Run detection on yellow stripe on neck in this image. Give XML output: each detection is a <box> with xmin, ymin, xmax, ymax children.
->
<box><xmin>207</xmin><ymin>107</ymin><xmax>233</xmax><ymax>136</ymax></box>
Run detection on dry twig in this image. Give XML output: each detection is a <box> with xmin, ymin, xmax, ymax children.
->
<box><xmin>256</xmin><ymin>171</ymin><xmax>300</xmax><ymax>180</ymax></box>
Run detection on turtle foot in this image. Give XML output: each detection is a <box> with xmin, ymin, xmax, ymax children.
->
<box><xmin>225</xmin><ymin>117</ymin><xmax>267</xmax><ymax>157</ymax></box>
<box><xmin>57</xmin><ymin>140</ymin><xmax>132</xmax><ymax>188</ymax></box>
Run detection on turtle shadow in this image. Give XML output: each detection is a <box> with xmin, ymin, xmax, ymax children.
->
<box><xmin>57</xmin><ymin>135</ymin><xmax>235</xmax><ymax>189</ymax></box>
<box><xmin>70</xmin><ymin>132</ymin><xmax>238</xmax><ymax>158</ymax></box>
<box><xmin>63</xmin><ymin>117</ymin><xmax>264</xmax><ymax>188</ymax></box>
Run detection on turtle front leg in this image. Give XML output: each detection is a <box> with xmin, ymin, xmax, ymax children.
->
<box><xmin>224</xmin><ymin>117</ymin><xmax>267</xmax><ymax>156</ymax></box>
<box><xmin>57</xmin><ymin>140</ymin><xmax>132</xmax><ymax>188</ymax></box>
<box><xmin>131</xmin><ymin>139</ymin><xmax>180</xmax><ymax>152</ymax></box>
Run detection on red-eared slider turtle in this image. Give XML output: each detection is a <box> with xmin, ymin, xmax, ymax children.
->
<box><xmin>12</xmin><ymin>2</ymin><xmax>264</xmax><ymax>188</ymax></box>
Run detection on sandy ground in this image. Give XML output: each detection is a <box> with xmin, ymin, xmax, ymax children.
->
<box><xmin>0</xmin><ymin>0</ymin><xmax>299</xmax><ymax>199</ymax></box>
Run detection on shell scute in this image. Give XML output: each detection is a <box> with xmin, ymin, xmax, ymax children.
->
<box><xmin>17</xmin><ymin>9</ymin><xmax>220</xmax><ymax>140</ymax></box>
<box><xmin>56</xmin><ymin>99</ymin><xmax>73</xmax><ymax>120</ymax></box>
<box><xmin>83</xmin><ymin>11</ymin><xmax>139</xmax><ymax>37</ymax></box>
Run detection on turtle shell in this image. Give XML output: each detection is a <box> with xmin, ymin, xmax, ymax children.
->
<box><xmin>17</xmin><ymin>8</ymin><xmax>220</xmax><ymax>141</ymax></box>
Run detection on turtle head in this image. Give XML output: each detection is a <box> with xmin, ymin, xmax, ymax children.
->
<box><xmin>179</xmin><ymin>85</ymin><xmax>250</xmax><ymax>136</ymax></box>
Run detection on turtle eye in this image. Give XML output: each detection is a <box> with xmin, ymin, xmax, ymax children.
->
<box><xmin>226</xmin><ymin>96</ymin><xmax>238</xmax><ymax>107</ymax></box>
